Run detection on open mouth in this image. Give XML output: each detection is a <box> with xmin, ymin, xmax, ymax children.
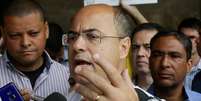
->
<box><xmin>74</xmin><ymin>59</ymin><xmax>93</xmax><ymax>67</ymax></box>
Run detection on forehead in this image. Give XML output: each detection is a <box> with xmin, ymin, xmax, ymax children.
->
<box><xmin>152</xmin><ymin>36</ymin><xmax>186</xmax><ymax>53</ymax></box>
<box><xmin>3</xmin><ymin>12</ymin><xmax>44</xmax><ymax>32</ymax></box>
<box><xmin>133</xmin><ymin>30</ymin><xmax>157</xmax><ymax>44</ymax></box>
<box><xmin>70</xmin><ymin>10</ymin><xmax>117</xmax><ymax>36</ymax></box>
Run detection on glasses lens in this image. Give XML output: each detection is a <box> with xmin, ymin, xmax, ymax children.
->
<box><xmin>85</xmin><ymin>31</ymin><xmax>101</xmax><ymax>44</ymax></box>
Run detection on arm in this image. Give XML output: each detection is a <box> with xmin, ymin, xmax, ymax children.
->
<box><xmin>120</xmin><ymin>0</ymin><xmax>148</xmax><ymax>24</ymax></box>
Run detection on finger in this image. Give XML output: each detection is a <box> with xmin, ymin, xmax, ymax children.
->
<box><xmin>74</xmin><ymin>83</ymin><xmax>105</xmax><ymax>101</ymax></box>
<box><xmin>92</xmin><ymin>53</ymin><xmax>124</xmax><ymax>87</ymax></box>
<box><xmin>76</xmin><ymin>77</ymin><xmax>103</xmax><ymax>95</ymax></box>
<box><xmin>20</xmin><ymin>89</ymin><xmax>31</xmax><ymax>101</ymax></box>
<box><xmin>75</xmin><ymin>65</ymin><xmax>113</xmax><ymax>94</ymax></box>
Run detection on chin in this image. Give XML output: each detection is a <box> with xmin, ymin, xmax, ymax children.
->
<box><xmin>155</xmin><ymin>80</ymin><xmax>174</xmax><ymax>88</ymax></box>
<box><xmin>19</xmin><ymin>57</ymin><xmax>39</xmax><ymax>66</ymax></box>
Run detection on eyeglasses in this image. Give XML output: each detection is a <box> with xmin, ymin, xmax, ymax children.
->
<box><xmin>67</xmin><ymin>29</ymin><xmax>126</xmax><ymax>45</ymax></box>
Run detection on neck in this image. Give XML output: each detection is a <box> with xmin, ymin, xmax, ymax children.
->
<box><xmin>155</xmin><ymin>83</ymin><xmax>184</xmax><ymax>101</ymax></box>
<box><xmin>8</xmin><ymin>54</ymin><xmax>44</xmax><ymax>72</ymax></box>
<box><xmin>191</xmin><ymin>54</ymin><xmax>200</xmax><ymax>66</ymax></box>
<box><xmin>134</xmin><ymin>72</ymin><xmax>153</xmax><ymax>90</ymax></box>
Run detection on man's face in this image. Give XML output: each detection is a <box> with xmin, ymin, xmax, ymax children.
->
<box><xmin>132</xmin><ymin>30</ymin><xmax>157</xmax><ymax>74</ymax></box>
<box><xmin>149</xmin><ymin>36</ymin><xmax>191</xmax><ymax>88</ymax></box>
<box><xmin>180</xmin><ymin>28</ymin><xmax>199</xmax><ymax>56</ymax></box>
<box><xmin>68</xmin><ymin>9</ymin><xmax>129</xmax><ymax>84</ymax></box>
<box><xmin>3</xmin><ymin>12</ymin><xmax>49</xmax><ymax>68</ymax></box>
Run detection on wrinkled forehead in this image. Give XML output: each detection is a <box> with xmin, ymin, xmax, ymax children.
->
<box><xmin>152</xmin><ymin>36</ymin><xmax>187</xmax><ymax>53</ymax></box>
<box><xmin>70</xmin><ymin>6</ymin><xmax>117</xmax><ymax>36</ymax></box>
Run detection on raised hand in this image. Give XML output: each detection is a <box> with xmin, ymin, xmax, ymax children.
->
<box><xmin>74</xmin><ymin>53</ymin><xmax>139</xmax><ymax>101</ymax></box>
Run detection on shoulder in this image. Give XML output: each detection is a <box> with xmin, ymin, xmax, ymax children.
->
<box><xmin>44</xmin><ymin>51</ymin><xmax>70</xmax><ymax>73</ymax></box>
<box><xmin>186</xmin><ymin>89</ymin><xmax>201</xmax><ymax>101</ymax></box>
<box><xmin>134</xmin><ymin>86</ymin><xmax>163</xmax><ymax>101</ymax></box>
<box><xmin>50</xmin><ymin>60</ymin><xmax>70</xmax><ymax>74</ymax></box>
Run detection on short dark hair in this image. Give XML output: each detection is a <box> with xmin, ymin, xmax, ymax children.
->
<box><xmin>150</xmin><ymin>31</ymin><xmax>192</xmax><ymax>60</ymax></box>
<box><xmin>178</xmin><ymin>17</ymin><xmax>201</xmax><ymax>35</ymax></box>
<box><xmin>113</xmin><ymin>7</ymin><xmax>136</xmax><ymax>37</ymax></box>
<box><xmin>132</xmin><ymin>23</ymin><xmax>164</xmax><ymax>39</ymax></box>
<box><xmin>1</xmin><ymin>0</ymin><xmax>46</xmax><ymax>26</ymax></box>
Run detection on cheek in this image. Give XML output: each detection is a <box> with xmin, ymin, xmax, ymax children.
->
<box><xmin>174</xmin><ymin>63</ymin><xmax>188</xmax><ymax>76</ymax></box>
<box><xmin>149</xmin><ymin>60</ymin><xmax>160</xmax><ymax>72</ymax></box>
<box><xmin>99</xmin><ymin>45</ymin><xmax>120</xmax><ymax>66</ymax></box>
<box><xmin>5</xmin><ymin>39</ymin><xmax>19</xmax><ymax>51</ymax></box>
<box><xmin>36</xmin><ymin>34</ymin><xmax>47</xmax><ymax>49</ymax></box>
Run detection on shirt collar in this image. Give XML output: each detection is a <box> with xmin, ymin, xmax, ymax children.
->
<box><xmin>3</xmin><ymin>50</ymin><xmax>53</xmax><ymax>71</ymax></box>
<box><xmin>148</xmin><ymin>84</ymin><xmax>189</xmax><ymax>100</ymax></box>
<box><xmin>196</xmin><ymin>59</ymin><xmax>201</xmax><ymax>70</ymax></box>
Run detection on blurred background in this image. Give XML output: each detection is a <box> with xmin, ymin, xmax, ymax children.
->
<box><xmin>34</xmin><ymin>0</ymin><xmax>201</xmax><ymax>32</ymax></box>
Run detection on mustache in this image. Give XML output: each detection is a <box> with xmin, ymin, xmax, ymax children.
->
<box><xmin>74</xmin><ymin>53</ymin><xmax>93</xmax><ymax>62</ymax></box>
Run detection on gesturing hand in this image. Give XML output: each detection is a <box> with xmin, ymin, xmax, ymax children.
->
<box><xmin>74</xmin><ymin>53</ymin><xmax>139</xmax><ymax>101</ymax></box>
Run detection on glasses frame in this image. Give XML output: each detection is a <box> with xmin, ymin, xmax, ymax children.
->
<box><xmin>67</xmin><ymin>28</ymin><xmax>127</xmax><ymax>45</ymax></box>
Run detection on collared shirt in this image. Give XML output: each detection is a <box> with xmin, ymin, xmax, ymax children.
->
<box><xmin>184</xmin><ymin>59</ymin><xmax>201</xmax><ymax>89</ymax></box>
<box><xmin>148</xmin><ymin>85</ymin><xmax>201</xmax><ymax>101</ymax></box>
<box><xmin>0</xmin><ymin>51</ymin><xmax>70</xmax><ymax>100</ymax></box>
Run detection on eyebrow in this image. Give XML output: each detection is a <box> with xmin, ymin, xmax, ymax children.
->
<box><xmin>82</xmin><ymin>28</ymin><xmax>99</xmax><ymax>33</ymax></box>
<box><xmin>132</xmin><ymin>43</ymin><xmax>150</xmax><ymax>45</ymax></box>
<box><xmin>69</xmin><ymin>28</ymin><xmax>103</xmax><ymax>34</ymax></box>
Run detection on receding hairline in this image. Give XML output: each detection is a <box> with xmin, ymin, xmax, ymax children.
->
<box><xmin>77</xmin><ymin>4</ymin><xmax>114</xmax><ymax>15</ymax></box>
<box><xmin>71</xmin><ymin>4</ymin><xmax>134</xmax><ymax>36</ymax></box>
<box><xmin>71</xmin><ymin>4</ymin><xmax>115</xmax><ymax>23</ymax></box>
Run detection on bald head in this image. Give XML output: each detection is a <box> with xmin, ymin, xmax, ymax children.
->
<box><xmin>70</xmin><ymin>4</ymin><xmax>135</xmax><ymax>37</ymax></box>
<box><xmin>73</xmin><ymin>4</ymin><xmax>114</xmax><ymax>18</ymax></box>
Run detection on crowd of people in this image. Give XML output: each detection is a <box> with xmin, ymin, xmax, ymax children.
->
<box><xmin>0</xmin><ymin>0</ymin><xmax>201</xmax><ymax>101</ymax></box>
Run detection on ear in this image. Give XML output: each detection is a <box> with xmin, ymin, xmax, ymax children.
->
<box><xmin>186</xmin><ymin>58</ymin><xmax>192</xmax><ymax>73</ymax></box>
<box><xmin>119</xmin><ymin>36</ymin><xmax>131</xmax><ymax>59</ymax></box>
<box><xmin>44</xmin><ymin>21</ymin><xmax>49</xmax><ymax>39</ymax></box>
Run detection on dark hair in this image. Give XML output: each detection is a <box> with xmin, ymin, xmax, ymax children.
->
<box><xmin>1</xmin><ymin>0</ymin><xmax>46</xmax><ymax>26</ymax></box>
<box><xmin>178</xmin><ymin>17</ymin><xmax>201</xmax><ymax>35</ymax></box>
<box><xmin>150</xmin><ymin>31</ymin><xmax>192</xmax><ymax>60</ymax></box>
<box><xmin>113</xmin><ymin>7</ymin><xmax>136</xmax><ymax>37</ymax></box>
<box><xmin>46</xmin><ymin>22</ymin><xmax>64</xmax><ymax>54</ymax></box>
<box><xmin>132</xmin><ymin>23</ymin><xmax>164</xmax><ymax>39</ymax></box>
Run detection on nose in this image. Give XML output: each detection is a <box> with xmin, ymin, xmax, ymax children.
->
<box><xmin>137</xmin><ymin>46</ymin><xmax>147</xmax><ymax>57</ymax></box>
<box><xmin>21</xmin><ymin>34</ymin><xmax>31</xmax><ymax>48</ymax></box>
<box><xmin>73</xmin><ymin>36</ymin><xmax>88</xmax><ymax>52</ymax></box>
<box><xmin>161</xmin><ymin>55</ymin><xmax>170</xmax><ymax>68</ymax></box>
